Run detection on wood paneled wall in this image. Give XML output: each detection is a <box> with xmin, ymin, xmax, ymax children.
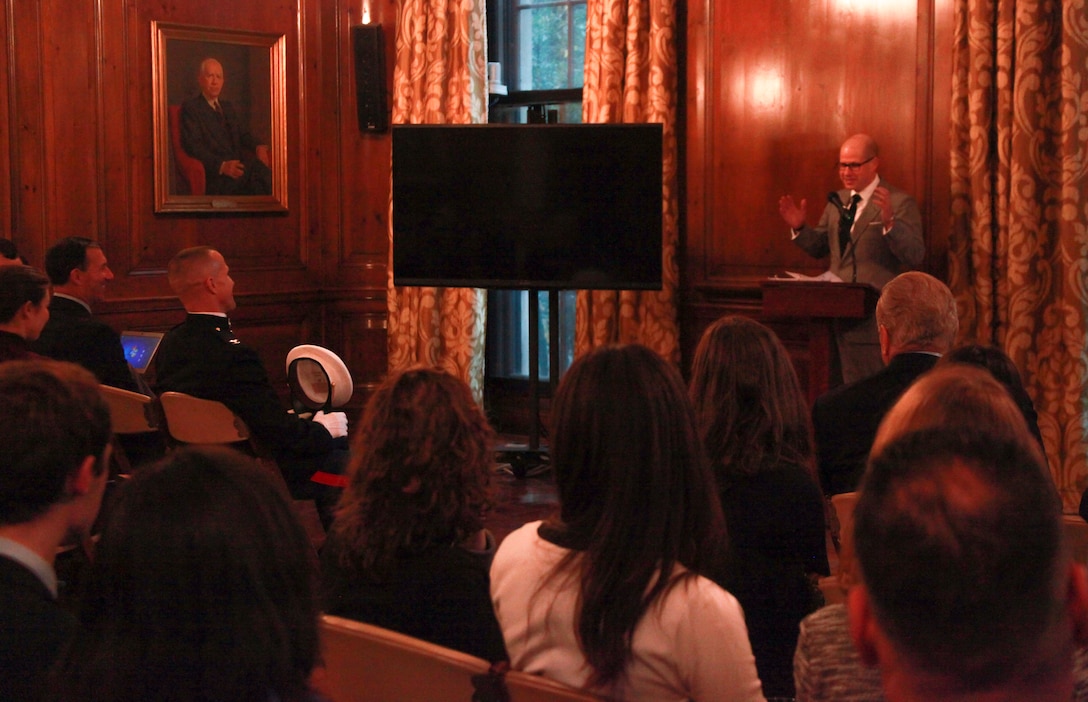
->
<box><xmin>1</xmin><ymin>0</ymin><xmax>395</xmax><ymax>409</ymax></box>
<box><xmin>682</xmin><ymin>0</ymin><xmax>954</xmax><ymax>377</ymax></box>
<box><xmin>3</xmin><ymin>0</ymin><xmax>957</xmax><ymax>409</ymax></box>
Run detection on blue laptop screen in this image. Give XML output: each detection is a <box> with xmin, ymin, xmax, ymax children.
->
<box><xmin>121</xmin><ymin>332</ymin><xmax>164</xmax><ymax>373</ymax></box>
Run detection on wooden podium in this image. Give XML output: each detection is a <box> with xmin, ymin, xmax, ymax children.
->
<box><xmin>760</xmin><ymin>280</ymin><xmax>879</xmax><ymax>404</ymax></box>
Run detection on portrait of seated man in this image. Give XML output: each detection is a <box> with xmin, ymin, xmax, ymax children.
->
<box><xmin>179</xmin><ymin>57</ymin><xmax>272</xmax><ymax>196</ymax></box>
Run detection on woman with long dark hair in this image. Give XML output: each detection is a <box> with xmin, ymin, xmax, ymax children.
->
<box><xmin>321</xmin><ymin>366</ymin><xmax>506</xmax><ymax>662</ymax></box>
<box><xmin>0</xmin><ymin>265</ymin><xmax>51</xmax><ymax>361</ymax></box>
<box><xmin>53</xmin><ymin>446</ymin><xmax>325</xmax><ymax>702</ymax></box>
<box><xmin>689</xmin><ymin>315</ymin><xmax>829</xmax><ymax>697</ymax></box>
<box><xmin>490</xmin><ymin>344</ymin><xmax>765</xmax><ymax>700</ymax></box>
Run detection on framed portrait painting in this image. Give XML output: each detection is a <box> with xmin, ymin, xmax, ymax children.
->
<box><xmin>151</xmin><ymin>21</ymin><xmax>288</xmax><ymax>213</ymax></box>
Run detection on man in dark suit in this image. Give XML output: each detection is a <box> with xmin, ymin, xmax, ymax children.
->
<box><xmin>812</xmin><ymin>271</ymin><xmax>958</xmax><ymax>495</ymax></box>
<box><xmin>154</xmin><ymin>246</ymin><xmax>348</xmax><ymax>508</ymax></box>
<box><xmin>31</xmin><ymin>237</ymin><xmax>142</xmax><ymax>392</ymax></box>
<box><xmin>180</xmin><ymin>58</ymin><xmax>272</xmax><ymax>196</ymax></box>
<box><xmin>779</xmin><ymin>134</ymin><xmax>926</xmax><ymax>384</ymax></box>
<box><xmin>0</xmin><ymin>360</ymin><xmax>111</xmax><ymax>701</ymax></box>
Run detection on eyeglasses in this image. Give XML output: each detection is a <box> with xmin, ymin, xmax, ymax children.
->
<box><xmin>837</xmin><ymin>156</ymin><xmax>876</xmax><ymax>172</ymax></box>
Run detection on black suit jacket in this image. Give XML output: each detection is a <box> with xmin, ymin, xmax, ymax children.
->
<box><xmin>153</xmin><ymin>314</ymin><xmax>345</xmax><ymax>485</ymax></box>
<box><xmin>0</xmin><ymin>556</ymin><xmax>75</xmax><ymax>702</ymax></box>
<box><xmin>30</xmin><ymin>296</ymin><xmax>139</xmax><ymax>392</ymax></box>
<box><xmin>179</xmin><ymin>95</ymin><xmax>270</xmax><ymax>196</ymax></box>
<box><xmin>812</xmin><ymin>352</ymin><xmax>939</xmax><ymax>495</ymax></box>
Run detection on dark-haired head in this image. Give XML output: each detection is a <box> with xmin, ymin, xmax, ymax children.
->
<box><xmin>44</xmin><ymin>236</ymin><xmax>98</xmax><ymax>286</ymax></box>
<box><xmin>331</xmin><ymin>366</ymin><xmax>494</xmax><ymax>577</ymax></box>
<box><xmin>54</xmin><ymin>446</ymin><xmax>319</xmax><ymax>702</ymax></box>
<box><xmin>0</xmin><ymin>265</ymin><xmax>51</xmax><ymax>334</ymax></box>
<box><xmin>0</xmin><ymin>237</ymin><xmax>20</xmax><ymax>262</ymax></box>
<box><xmin>689</xmin><ymin>315</ymin><xmax>814</xmax><ymax>482</ymax></box>
<box><xmin>940</xmin><ymin>343</ymin><xmax>1043</xmax><ymax>448</ymax></box>
<box><xmin>853</xmin><ymin>427</ymin><xmax>1072</xmax><ymax>691</ymax></box>
<box><xmin>544</xmin><ymin>344</ymin><xmax>726</xmax><ymax>686</ymax></box>
<box><xmin>0</xmin><ymin>360</ymin><xmax>110</xmax><ymax>525</ymax></box>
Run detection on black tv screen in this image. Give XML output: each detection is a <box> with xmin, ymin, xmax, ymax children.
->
<box><xmin>392</xmin><ymin>124</ymin><xmax>663</xmax><ymax>290</ymax></box>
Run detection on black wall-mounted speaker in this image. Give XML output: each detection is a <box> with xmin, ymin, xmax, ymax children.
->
<box><xmin>353</xmin><ymin>24</ymin><xmax>388</xmax><ymax>133</ymax></box>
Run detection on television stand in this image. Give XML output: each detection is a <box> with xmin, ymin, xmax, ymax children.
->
<box><xmin>495</xmin><ymin>288</ymin><xmax>560</xmax><ymax>478</ymax></box>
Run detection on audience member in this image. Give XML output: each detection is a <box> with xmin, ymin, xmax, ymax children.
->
<box><xmin>321</xmin><ymin>367</ymin><xmax>506</xmax><ymax>661</ymax></box>
<box><xmin>812</xmin><ymin>270</ymin><xmax>957</xmax><ymax>495</ymax></box>
<box><xmin>490</xmin><ymin>344</ymin><xmax>765</xmax><ymax>700</ymax></box>
<box><xmin>52</xmin><ymin>446</ymin><xmax>327</xmax><ymax>702</ymax></box>
<box><xmin>793</xmin><ymin>365</ymin><xmax>1069</xmax><ymax>701</ymax></box>
<box><xmin>689</xmin><ymin>315</ymin><xmax>828</xmax><ymax>697</ymax></box>
<box><xmin>0</xmin><ymin>361</ymin><xmax>111</xmax><ymax>702</ymax></box>
<box><xmin>779</xmin><ymin>133</ymin><xmax>925</xmax><ymax>383</ymax></box>
<box><xmin>0</xmin><ymin>238</ymin><xmax>25</xmax><ymax>266</ymax></box>
<box><xmin>940</xmin><ymin>342</ymin><xmax>1044</xmax><ymax>448</ymax></box>
<box><xmin>154</xmin><ymin>246</ymin><xmax>348</xmax><ymax>515</ymax></box>
<box><xmin>849</xmin><ymin>427</ymin><xmax>1088</xmax><ymax>701</ymax></box>
<box><xmin>31</xmin><ymin>237</ymin><xmax>140</xmax><ymax>392</ymax></box>
<box><xmin>0</xmin><ymin>266</ymin><xmax>51</xmax><ymax>362</ymax></box>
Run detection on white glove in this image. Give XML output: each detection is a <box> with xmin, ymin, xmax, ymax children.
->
<box><xmin>313</xmin><ymin>410</ymin><xmax>348</xmax><ymax>439</ymax></box>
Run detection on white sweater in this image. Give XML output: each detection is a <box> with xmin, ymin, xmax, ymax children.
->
<box><xmin>490</xmin><ymin>521</ymin><xmax>766</xmax><ymax>701</ymax></box>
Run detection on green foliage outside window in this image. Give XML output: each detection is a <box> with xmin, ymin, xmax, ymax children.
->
<box><xmin>516</xmin><ymin>1</ymin><xmax>586</xmax><ymax>91</ymax></box>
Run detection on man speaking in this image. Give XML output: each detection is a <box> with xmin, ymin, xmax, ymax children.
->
<box><xmin>778</xmin><ymin>134</ymin><xmax>925</xmax><ymax>383</ymax></box>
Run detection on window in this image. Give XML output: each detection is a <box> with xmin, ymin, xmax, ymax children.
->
<box><xmin>484</xmin><ymin>0</ymin><xmax>585</xmax><ymax>428</ymax></box>
<box><xmin>486</xmin><ymin>290</ymin><xmax>576</xmax><ymax>380</ymax></box>
<box><xmin>513</xmin><ymin>0</ymin><xmax>586</xmax><ymax>91</ymax></box>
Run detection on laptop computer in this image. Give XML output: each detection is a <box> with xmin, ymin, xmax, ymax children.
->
<box><xmin>120</xmin><ymin>331</ymin><xmax>164</xmax><ymax>374</ymax></box>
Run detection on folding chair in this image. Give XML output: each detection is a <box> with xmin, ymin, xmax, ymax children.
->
<box><xmin>319</xmin><ymin>615</ymin><xmax>489</xmax><ymax>702</ymax></box>
<box><xmin>157</xmin><ymin>391</ymin><xmax>327</xmax><ymax>551</ymax></box>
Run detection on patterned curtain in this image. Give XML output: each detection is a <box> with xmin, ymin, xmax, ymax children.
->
<box><xmin>574</xmin><ymin>0</ymin><xmax>680</xmax><ymax>363</ymax></box>
<box><xmin>386</xmin><ymin>0</ymin><xmax>489</xmax><ymax>398</ymax></box>
<box><xmin>948</xmin><ymin>0</ymin><xmax>1088</xmax><ymax>509</ymax></box>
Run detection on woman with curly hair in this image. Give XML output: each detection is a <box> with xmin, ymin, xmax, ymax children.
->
<box><xmin>689</xmin><ymin>315</ymin><xmax>829</xmax><ymax>697</ymax></box>
<box><xmin>490</xmin><ymin>344</ymin><xmax>764</xmax><ymax>700</ymax></box>
<box><xmin>320</xmin><ymin>366</ymin><xmax>506</xmax><ymax>662</ymax></box>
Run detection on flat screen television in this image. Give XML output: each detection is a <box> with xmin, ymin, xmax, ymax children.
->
<box><xmin>391</xmin><ymin>123</ymin><xmax>663</xmax><ymax>290</ymax></box>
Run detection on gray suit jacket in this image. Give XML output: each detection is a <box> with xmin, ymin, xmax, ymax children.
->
<box><xmin>792</xmin><ymin>177</ymin><xmax>924</xmax><ymax>290</ymax></box>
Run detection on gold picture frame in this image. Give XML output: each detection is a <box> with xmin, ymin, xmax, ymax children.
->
<box><xmin>151</xmin><ymin>21</ymin><xmax>288</xmax><ymax>213</ymax></box>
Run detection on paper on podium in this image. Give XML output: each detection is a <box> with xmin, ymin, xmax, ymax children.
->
<box><xmin>782</xmin><ymin>270</ymin><xmax>844</xmax><ymax>283</ymax></box>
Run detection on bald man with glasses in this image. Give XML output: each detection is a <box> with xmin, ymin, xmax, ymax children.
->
<box><xmin>778</xmin><ymin>133</ymin><xmax>924</xmax><ymax>384</ymax></box>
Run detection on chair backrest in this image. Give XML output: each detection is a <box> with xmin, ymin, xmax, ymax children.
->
<box><xmin>504</xmin><ymin>669</ymin><xmax>604</xmax><ymax>702</ymax></box>
<box><xmin>831</xmin><ymin>492</ymin><xmax>858</xmax><ymax>545</ymax></box>
<box><xmin>157</xmin><ymin>391</ymin><xmax>328</xmax><ymax>551</ymax></box>
<box><xmin>99</xmin><ymin>384</ymin><xmax>159</xmax><ymax>434</ymax></box>
<box><xmin>319</xmin><ymin>614</ymin><xmax>489</xmax><ymax>702</ymax></box>
<box><xmin>98</xmin><ymin>384</ymin><xmax>168</xmax><ymax>477</ymax></box>
<box><xmin>831</xmin><ymin>491</ymin><xmax>860</xmax><ymax>591</ymax></box>
<box><xmin>158</xmin><ymin>391</ymin><xmax>250</xmax><ymax>445</ymax></box>
<box><xmin>167</xmin><ymin>104</ymin><xmax>206</xmax><ymax>195</ymax></box>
